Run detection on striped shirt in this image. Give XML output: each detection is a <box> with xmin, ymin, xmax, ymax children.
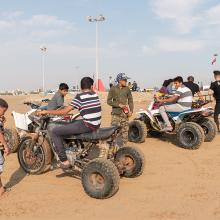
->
<box><xmin>174</xmin><ymin>85</ymin><xmax>192</xmax><ymax>108</ymax></box>
<box><xmin>70</xmin><ymin>91</ymin><xmax>101</xmax><ymax>129</ymax></box>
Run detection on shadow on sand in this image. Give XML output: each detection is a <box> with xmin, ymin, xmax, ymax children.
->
<box><xmin>5</xmin><ymin>167</ymin><xmax>27</xmax><ymax>189</ymax></box>
<box><xmin>147</xmin><ymin>132</ymin><xmax>181</xmax><ymax>147</ymax></box>
<box><xmin>56</xmin><ymin>169</ymin><xmax>81</xmax><ymax>180</ymax></box>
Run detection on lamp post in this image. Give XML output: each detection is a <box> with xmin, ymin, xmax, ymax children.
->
<box><xmin>40</xmin><ymin>46</ymin><xmax>47</xmax><ymax>93</ymax></box>
<box><xmin>87</xmin><ymin>14</ymin><xmax>106</xmax><ymax>90</ymax></box>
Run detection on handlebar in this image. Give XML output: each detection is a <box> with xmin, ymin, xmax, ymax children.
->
<box><xmin>23</xmin><ymin>102</ymin><xmax>40</xmax><ymax>109</ymax></box>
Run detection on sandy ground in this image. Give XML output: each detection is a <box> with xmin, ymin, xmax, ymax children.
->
<box><xmin>0</xmin><ymin>93</ymin><xmax>220</xmax><ymax>220</ymax></box>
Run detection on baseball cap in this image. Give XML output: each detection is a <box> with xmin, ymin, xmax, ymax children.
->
<box><xmin>116</xmin><ymin>73</ymin><xmax>130</xmax><ymax>82</ymax></box>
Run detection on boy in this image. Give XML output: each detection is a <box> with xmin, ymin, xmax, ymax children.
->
<box><xmin>208</xmin><ymin>70</ymin><xmax>220</xmax><ymax>133</ymax></box>
<box><xmin>39</xmin><ymin>77</ymin><xmax>101</xmax><ymax>168</ymax></box>
<box><xmin>156</xmin><ymin>76</ymin><xmax>193</xmax><ymax>131</ymax></box>
<box><xmin>107</xmin><ymin>73</ymin><xmax>134</xmax><ymax>146</ymax></box>
<box><xmin>0</xmin><ymin>99</ymin><xmax>10</xmax><ymax>196</ymax></box>
<box><xmin>46</xmin><ymin>83</ymin><xmax>69</xmax><ymax>110</ymax></box>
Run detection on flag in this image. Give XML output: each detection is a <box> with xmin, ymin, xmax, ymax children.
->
<box><xmin>212</xmin><ymin>57</ymin><xmax>217</xmax><ymax>65</ymax></box>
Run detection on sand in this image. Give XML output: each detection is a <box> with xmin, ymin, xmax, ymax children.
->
<box><xmin>0</xmin><ymin>92</ymin><xmax>220</xmax><ymax>220</ymax></box>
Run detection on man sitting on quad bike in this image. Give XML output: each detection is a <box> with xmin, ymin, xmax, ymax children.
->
<box><xmin>155</xmin><ymin>76</ymin><xmax>193</xmax><ymax>132</ymax></box>
<box><xmin>38</xmin><ymin>77</ymin><xmax>101</xmax><ymax>169</ymax></box>
<box><xmin>41</xmin><ymin>83</ymin><xmax>69</xmax><ymax>110</ymax></box>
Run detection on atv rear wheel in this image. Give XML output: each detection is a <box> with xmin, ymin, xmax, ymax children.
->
<box><xmin>177</xmin><ymin>122</ymin><xmax>204</xmax><ymax>150</ymax></box>
<box><xmin>200</xmin><ymin>118</ymin><xmax>217</xmax><ymax>142</ymax></box>
<box><xmin>128</xmin><ymin>120</ymin><xmax>147</xmax><ymax>143</ymax></box>
<box><xmin>115</xmin><ymin>146</ymin><xmax>145</xmax><ymax>178</ymax></box>
<box><xmin>4</xmin><ymin>128</ymin><xmax>20</xmax><ymax>153</ymax></box>
<box><xmin>81</xmin><ymin>158</ymin><xmax>120</xmax><ymax>199</ymax></box>
<box><xmin>17</xmin><ymin>136</ymin><xmax>52</xmax><ymax>174</ymax></box>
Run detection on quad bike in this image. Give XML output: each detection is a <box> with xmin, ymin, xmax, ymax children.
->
<box><xmin>16</xmin><ymin>113</ymin><xmax>145</xmax><ymax>199</ymax></box>
<box><xmin>128</xmin><ymin>99</ymin><xmax>217</xmax><ymax>149</ymax></box>
<box><xmin>5</xmin><ymin>99</ymin><xmax>61</xmax><ymax>153</ymax></box>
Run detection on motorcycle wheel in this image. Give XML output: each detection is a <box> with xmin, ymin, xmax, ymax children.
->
<box><xmin>128</xmin><ymin>120</ymin><xmax>147</xmax><ymax>143</ymax></box>
<box><xmin>4</xmin><ymin>128</ymin><xmax>20</xmax><ymax>153</ymax></box>
<box><xmin>115</xmin><ymin>146</ymin><xmax>145</xmax><ymax>178</ymax></box>
<box><xmin>81</xmin><ymin>158</ymin><xmax>120</xmax><ymax>199</ymax></box>
<box><xmin>17</xmin><ymin>136</ymin><xmax>52</xmax><ymax>174</ymax></box>
<box><xmin>177</xmin><ymin>122</ymin><xmax>204</xmax><ymax>150</ymax></box>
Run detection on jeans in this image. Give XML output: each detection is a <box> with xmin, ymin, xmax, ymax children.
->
<box><xmin>50</xmin><ymin>120</ymin><xmax>93</xmax><ymax>162</ymax></box>
<box><xmin>159</xmin><ymin>104</ymin><xmax>190</xmax><ymax>127</ymax></box>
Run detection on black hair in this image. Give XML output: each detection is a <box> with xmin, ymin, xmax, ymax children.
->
<box><xmin>187</xmin><ymin>76</ymin><xmax>194</xmax><ymax>82</ymax></box>
<box><xmin>59</xmin><ymin>83</ymin><xmax>69</xmax><ymax>90</ymax></box>
<box><xmin>213</xmin><ymin>70</ymin><xmax>220</xmax><ymax>76</ymax></box>
<box><xmin>162</xmin><ymin>79</ymin><xmax>173</xmax><ymax>87</ymax></box>
<box><xmin>173</xmin><ymin>76</ymin><xmax>183</xmax><ymax>83</ymax></box>
<box><xmin>81</xmin><ymin>77</ymin><xmax>94</xmax><ymax>90</ymax></box>
<box><xmin>0</xmin><ymin>98</ymin><xmax>8</xmax><ymax>109</ymax></box>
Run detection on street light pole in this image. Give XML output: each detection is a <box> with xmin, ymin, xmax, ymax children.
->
<box><xmin>87</xmin><ymin>14</ymin><xmax>106</xmax><ymax>91</ymax></box>
<box><xmin>96</xmin><ymin>21</ymin><xmax>99</xmax><ymax>89</ymax></box>
<box><xmin>40</xmin><ymin>46</ymin><xmax>47</xmax><ymax>93</ymax></box>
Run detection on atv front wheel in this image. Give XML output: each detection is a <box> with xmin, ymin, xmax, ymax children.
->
<box><xmin>200</xmin><ymin>118</ymin><xmax>217</xmax><ymax>142</ymax></box>
<box><xmin>177</xmin><ymin>122</ymin><xmax>204</xmax><ymax>150</ymax></box>
<box><xmin>17</xmin><ymin>136</ymin><xmax>52</xmax><ymax>174</ymax></box>
<box><xmin>81</xmin><ymin>158</ymin><xmax>120</xmax><ymax>199</ymax></box>
<box><xmin>4</xmin><ymin>128</ymin><xmax>20</xmax><ymax>153</ymax></box>
<box><xmin>115</xmin><ymin>146</ymin><xmax>145</xmax><ymax>178</ymax></box>
<box><xmin>128</xmin><ymin>120</ymin><xmax>147</xmax><ymax>143</ymax></box>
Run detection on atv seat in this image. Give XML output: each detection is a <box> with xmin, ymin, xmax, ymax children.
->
<box><xmin>168</xmin><ymin>109</ymin><xmax>196</xmax><ymax>118</ymax></box>
<box><xmin>66</xmin><ymin>126</ymin><xmax>119</xmax><ymax>140</ymax></box>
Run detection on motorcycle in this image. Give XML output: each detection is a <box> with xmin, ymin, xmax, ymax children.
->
<box><xmin>128</xmin><ymin>98</ymin><xmax>217</xmax><ymax>149</ymax></box>
<box><xmin>17</xmin><ymin>113</ymin><xmax>145</xmax><ymax>199</ymax></box>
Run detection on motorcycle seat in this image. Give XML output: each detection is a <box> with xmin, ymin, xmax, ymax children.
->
<box><xmin>66</xmin><ymin>126</ymin><xmax>119</xmax><ymax>140</ymax></box>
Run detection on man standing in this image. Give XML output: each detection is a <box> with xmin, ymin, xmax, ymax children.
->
<box><xmin>184</xmin><ymin>76</ymin><xmax>203</xmax><ymax>99</ymax></box>
<box><xmin>208</xmin><ymin>70</ymin><xmax>220</xmax><ymax>133</ymax></box>
<box><xmin>107</xmin><ymin>73</ymin><xmax>134</xmax><ymax>145</ymax></box>
<box><xmin>156</xmin><ymin>76</ymin><xmax>193</xmax><ymax>131</ymax></box>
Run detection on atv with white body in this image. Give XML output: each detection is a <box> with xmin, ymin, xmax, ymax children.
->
<box><xmin>129</xmin><ymin>99</ymin><xmax>216</xmax><ymax>149</ymax></box>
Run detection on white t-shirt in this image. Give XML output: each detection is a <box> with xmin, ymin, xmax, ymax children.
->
<box><xmin>174</xmin><ymin>86</ymin><xmax>193</xmax><ymax>108</ymax></box>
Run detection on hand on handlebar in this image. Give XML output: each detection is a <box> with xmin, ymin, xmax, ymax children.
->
<box><xmin>154</xmin><ymin>95</ymin><xmax>161</xmax><ymax>102</ymax></box>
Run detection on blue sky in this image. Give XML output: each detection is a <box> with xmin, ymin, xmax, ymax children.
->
<box><xmin>0</xmin><ymin>0</ymin><xmax>220</xmax><ymax>90</ymax></box>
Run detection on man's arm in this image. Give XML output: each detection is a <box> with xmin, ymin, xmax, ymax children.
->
<box><xmin>0</xmin><ymin>132</ymin><xmax>10</xmax><ymax>155</ymax></box>
<box><xmin>128</xmin><ymin>89</ymin><xmax>134</xmax><ymax>113</ymax></box>
<box><xmin>208</xmin><ymin>89</ymin><xmax>214</xmax><ymax>96</ymax></box>
<box><xmin>40</xmin><ymin>106</ymin><xmax>73</xmax><ymax>115</ymax></box>
<box><xmin>107</xmin><ymin>88</ymin><xmax>120</xmax><ymax>107</ymax></box>
<box><xmin>157</xmin><ymin>95</ymin><xmax>178</xmax><ymax>104</ymax></box>
<box><xmin>195</xmin><ymin>84</ymin><xmax>204</xmax><ymax>100</ymax></box>
<box><xmin>208</xmin><ymin>82</ymin><xmax>214</xmax><ymax>96</ymax></box>
<box><xmin>0</xmin><ymin>132</ymin><xmax>7</xmax><ymax>147</ymax></box>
